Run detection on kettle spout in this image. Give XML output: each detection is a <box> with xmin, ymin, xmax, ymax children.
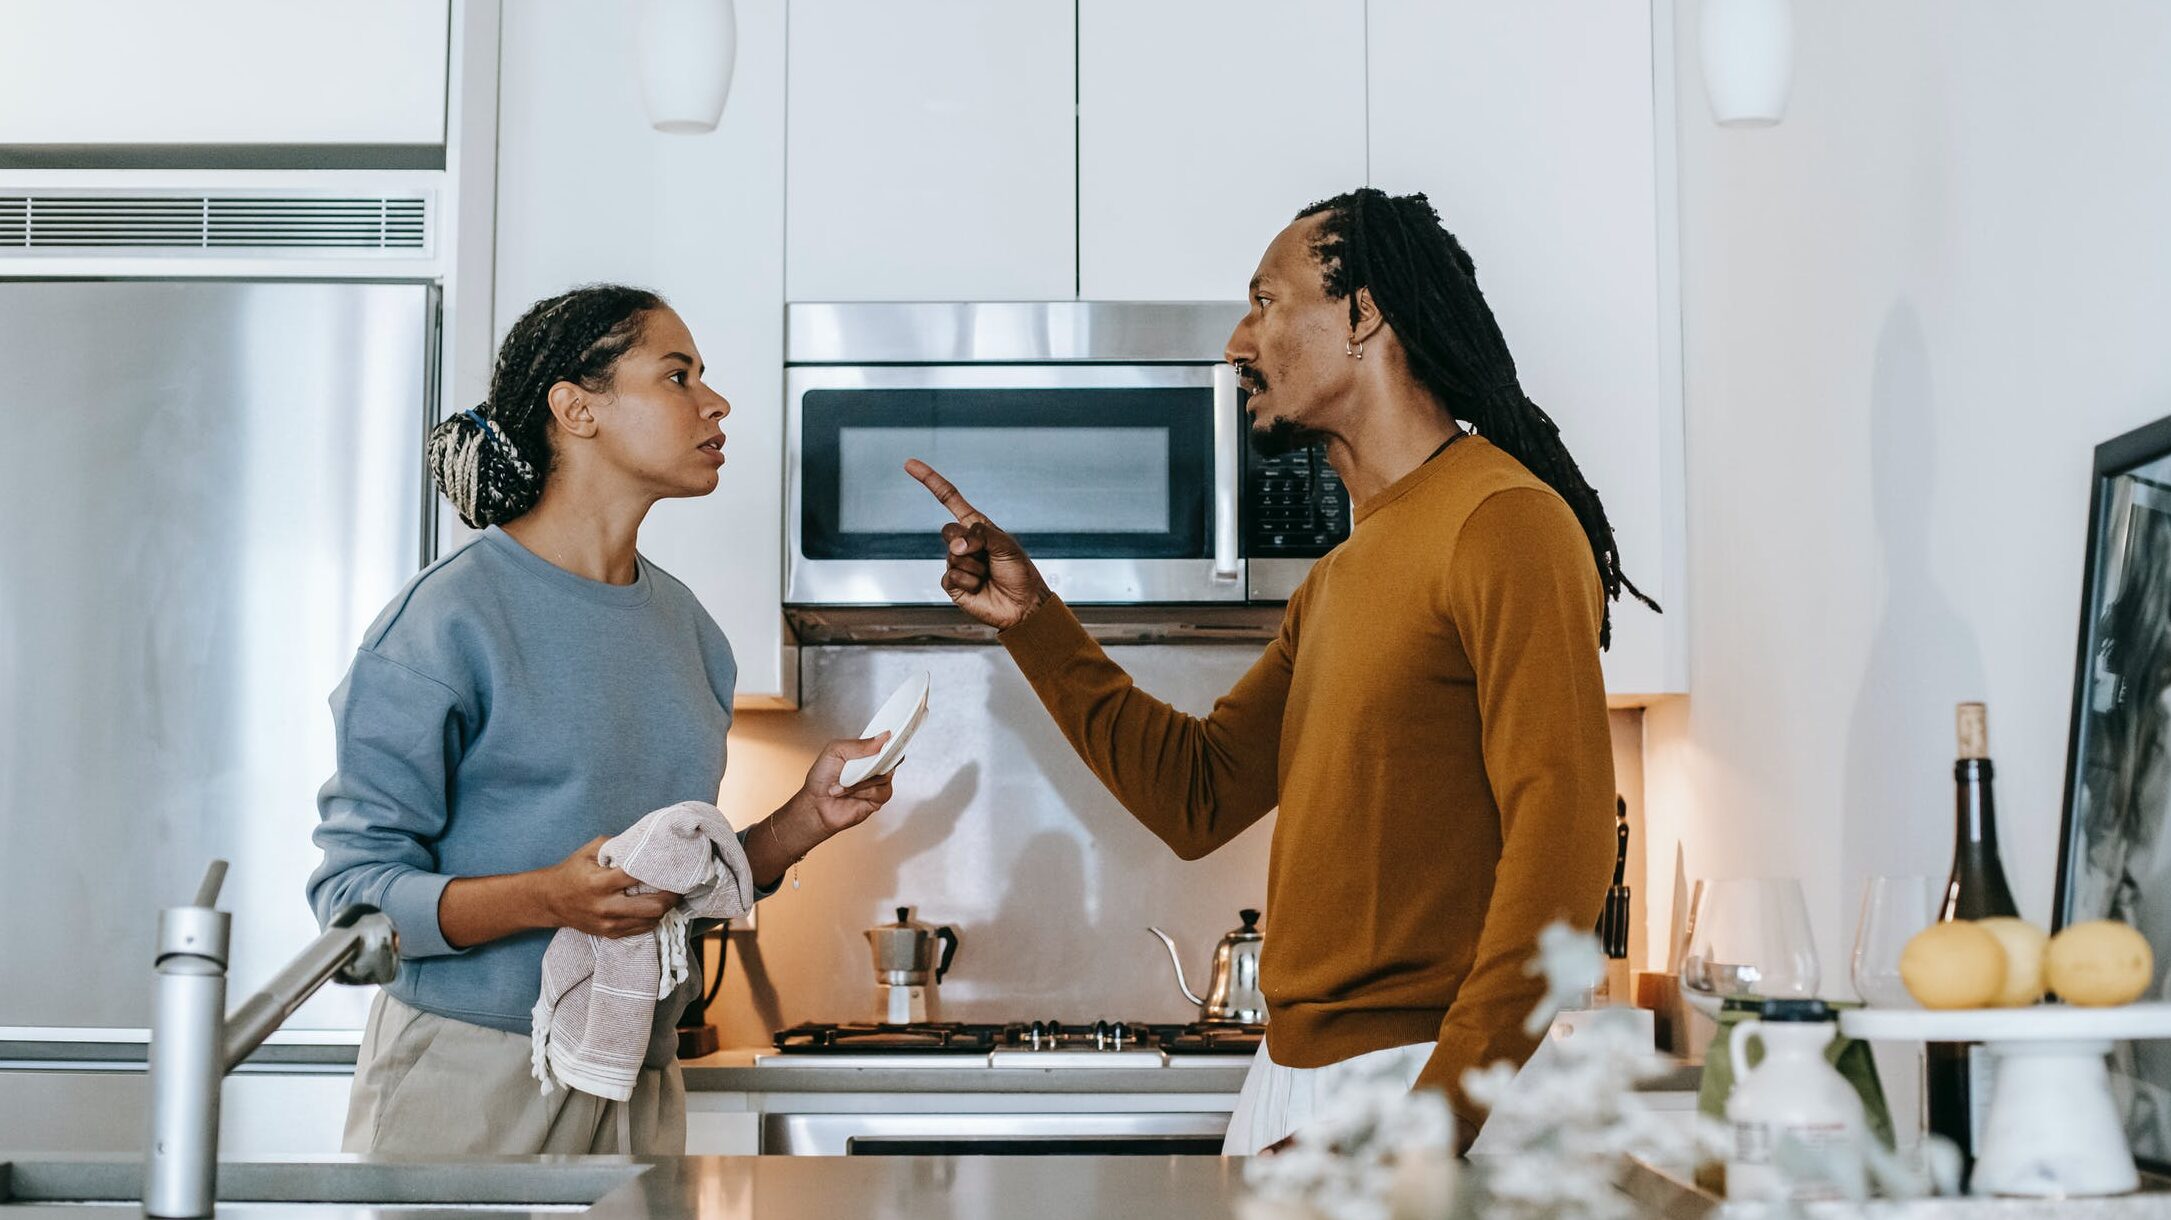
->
<box><xmin>1146</xmin><ymin>927</ymin><xmax>1205</xmax><ymax>1008</ymax></box>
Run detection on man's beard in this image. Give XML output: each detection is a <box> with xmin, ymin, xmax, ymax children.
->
<box><xmin>1237</xmin><ymin>366</ymin><xmax>1322</xmax><ymax>458</ymax></box>
<box><xmin>1247</xmin><ymin>411</ymin><xmax>1322</xmax><ymax>459</ymax></box>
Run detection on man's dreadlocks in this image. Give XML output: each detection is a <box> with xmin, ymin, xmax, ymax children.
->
<box><xmin>1298</xmin><ymin>188</ymin><xmax>1660</xmax><ymax>648</ymax></box>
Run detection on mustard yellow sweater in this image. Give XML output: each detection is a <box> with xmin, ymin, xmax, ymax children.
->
<box><xmin>999</xmin><ymin>436</ymin><xmax>1615</xmax><ymax>1116</ymax></box>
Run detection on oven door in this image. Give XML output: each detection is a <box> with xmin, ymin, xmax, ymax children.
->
<box><xmin>761</xmin><ymin>1112</ymin><xmax>1230</xmax><ymax>1156</ymax></box>
<box><xmin>786</xmin><ymin>364</ymin><xmax>1243</xmax><ymax>606</ymax></box>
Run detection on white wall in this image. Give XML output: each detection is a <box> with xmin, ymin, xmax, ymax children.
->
<box><xmin>1647</xmin><ymin>1</ymin><xmax>2171</xmax><ymax>980</ymax></box>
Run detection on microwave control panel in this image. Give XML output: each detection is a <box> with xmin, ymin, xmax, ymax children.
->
<box><xmin>1246</xmin><ymin>444</ymin><xmax>1350</xmax><ymax>556</ymax></box>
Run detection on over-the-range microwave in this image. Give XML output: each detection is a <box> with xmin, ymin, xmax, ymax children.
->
<box><xmin>784</xmin><ymin>302</ymin><xmax>1351</xmax><ymax>644</ymax></box>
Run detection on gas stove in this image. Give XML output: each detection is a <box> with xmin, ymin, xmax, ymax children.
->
<box><xmin>763</xmin><ymin>1019</ymin><xmax>1264</xmax><ymax>1068</ymax></box>
<box><xmin>755</xmin><ymin>1018</ymin><xmax>1263</xmax><ymax>1153</ymax></box>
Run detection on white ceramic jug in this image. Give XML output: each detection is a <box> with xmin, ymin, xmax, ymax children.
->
<box><xmin>1725</xmin><ymin>999</ymin><xmax>1865</xmax><ymax>1201</ymax></box>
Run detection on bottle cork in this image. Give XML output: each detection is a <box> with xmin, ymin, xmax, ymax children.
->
<box><xmin>1957</xmin><ymin>702</ymin><xmax>1989</xmax><ymax>761</ymax></box>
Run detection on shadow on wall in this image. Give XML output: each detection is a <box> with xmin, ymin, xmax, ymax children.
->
<box><xmin>704</xmin><ymin>646</ymin><xmax>1655</xmax><ymax>1045</ymax></box>
<box><xmin>704</xmin><ymin>644</ymin><xmax>1279</xmax><ymax>1044</ymax></box>
<box><xmin>1840</xmin><ymin>301</ymin><xmax>1988</xmax><ymax>942</ymax></box>
<box><xmin>723</xmin><ymin>759</ymin><xmax>981</xmax><ymax>1036</ymax></box>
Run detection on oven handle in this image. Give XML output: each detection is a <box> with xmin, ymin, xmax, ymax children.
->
<box><xmin>1211</xmin><ymin>362</ymin><xmax>1242</xmax><ymax>582</ymax></box>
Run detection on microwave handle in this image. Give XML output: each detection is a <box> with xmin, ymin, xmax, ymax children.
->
<box><xmin>1212</xmin><ymin>362</ymin><xmax>1242</xmax><ymax>582</ymax></box>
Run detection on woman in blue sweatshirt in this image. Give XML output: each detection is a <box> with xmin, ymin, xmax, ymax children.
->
<box><xmin>308</xmin><ymin>285</ymin><xmax>895</xmax><ymax>1155</ymax></box>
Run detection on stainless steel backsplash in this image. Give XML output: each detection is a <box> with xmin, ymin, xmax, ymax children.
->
<box><xmin>706</xmin><ymin>644</ymin><xmax>1647</xmax><ymax>1043</ymax></box>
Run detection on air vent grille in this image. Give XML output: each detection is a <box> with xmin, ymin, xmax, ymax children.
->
<box><xmin>0</xmin><ymin>194</ymin><xmax>430</xmax><ymax>254</ymax></box>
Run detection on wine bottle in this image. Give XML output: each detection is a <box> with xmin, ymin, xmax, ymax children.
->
<box><xmin>1925</xmin><ymin>702</ymin><xmax>2019</xmax><ymax>1169</ymax></box>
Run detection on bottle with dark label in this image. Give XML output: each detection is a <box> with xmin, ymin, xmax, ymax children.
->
<box><xmin>1925</xmin><ymin>702</ymin><xmax>2018</xmax><ymax>1167</ymax></box>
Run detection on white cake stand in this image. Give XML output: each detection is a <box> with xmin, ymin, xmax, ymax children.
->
<box><xmin>1839</xmin><ymin>1001</ymin><xmax>2171</xmax><ymax>1198</ymax></box>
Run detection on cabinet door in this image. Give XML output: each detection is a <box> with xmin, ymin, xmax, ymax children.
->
<box><xmin>0</xmin><ymin>1</ymin><xmax>447</xmax><ymax>146</ymax></box>
<box><xmin>497</xmin><ymin>0</ymin><xmax>793</xmax><ymax>705</ymax></box>
<box><xmin>1369</xmin><ymin>1</ymin><xmax>1683</xmax><ymax>696</ymax></box>
<box><xmin>1078</xmin><ymin>0</ymin><xmax>1366</xmax><ymax>302</ymax></box>
<box><xmin>786</xmin><ymin>0</ymin><xmax>1076</xmax><ymax>302</ymax></box>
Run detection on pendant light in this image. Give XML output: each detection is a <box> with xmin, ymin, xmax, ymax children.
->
<box><xmin>1699</xmin><ymin>0</ymin><xmax>1793</xmax><ymax>128</ymax></box>
<box><xmin>634</xmin><ymin>0</ymin><xmax>737</xmax><ymax>135</ymax></box>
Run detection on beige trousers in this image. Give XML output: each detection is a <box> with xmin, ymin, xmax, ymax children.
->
<box><xmin>343</xmin><ymin>982</ymin><xmax>691</xmax><ymax>1156</ymax></box>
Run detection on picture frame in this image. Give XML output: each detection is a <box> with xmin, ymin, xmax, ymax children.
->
<box><xmin>2055</xmin><ymin>410</ymin><xmax>2171</xmax><ymax>1176</ymax></box>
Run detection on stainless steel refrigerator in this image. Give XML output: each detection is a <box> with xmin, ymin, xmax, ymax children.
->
<box><xmin>0</xmin><ymin>279</ymin><xmax>436</xmax><ymax>1036</ymax></box>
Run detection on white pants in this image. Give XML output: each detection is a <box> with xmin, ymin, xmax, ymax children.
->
<box><xmin>1221</xmin><ymin>1037</ymin><xmax>1433</xmax><ymax>1155</ymax></box>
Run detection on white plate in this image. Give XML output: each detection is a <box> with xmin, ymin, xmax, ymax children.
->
<box><xmin>839</xmin><ymin>670</ymin><xmax>930</xmax><ymax>788</ymax></box>
<box><xmin>1839</xmin><ymin>999</ymin><xmax>2171</xmax><ymax>1043</ymax></box>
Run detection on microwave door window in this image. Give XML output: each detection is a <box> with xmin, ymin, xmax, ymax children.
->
<box><xmin>839</xmin><ymin>426</ymin><xmax>1168</xmax><ymax>535</ymax></box>
<box><xmin>801</xmin><ymin>387</ymin><xmax>1211</xmax><ymax>560</ymax></box>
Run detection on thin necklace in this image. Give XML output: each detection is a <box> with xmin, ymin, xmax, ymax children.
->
<box><xmin>1424</xmin><ymin>428</ymin><xmax>1467</xmax><ymax>466</ymax></box>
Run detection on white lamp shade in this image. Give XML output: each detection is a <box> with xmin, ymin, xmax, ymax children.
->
<box><xmin>635</xmin><ymin>0</ymin><xmax>737</xmax><ymax>135</ymax></box>
<box><xmin>1699</xmin><ymin>0</ymin><xmax>1793</xmax><ymax>128</ymax></box>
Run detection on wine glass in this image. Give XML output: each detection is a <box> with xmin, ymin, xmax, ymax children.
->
<box><xmin>1851</xmin><ymin>874</ymin><xmax>1932</xmax><ymax>1008</ymax></box>
<box><xmin>1677</xmin><ymin>878</ymin><xmax>1821</xmax><ymax>1016</ymax></box>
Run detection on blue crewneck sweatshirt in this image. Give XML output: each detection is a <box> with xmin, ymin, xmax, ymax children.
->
<box><xmin>308</xmin><ymin>526</ymin><xmax>740</xmax><ymax>1033</ymax></box>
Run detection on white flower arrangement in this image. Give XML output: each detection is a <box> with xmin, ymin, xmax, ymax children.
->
<box><xmin>1460</xmin><ymin>924</ymin><xmax>1730</xmax><ymax>1220</ymax></box>
<box><xmin>1241</xmin><ymin>922</ymin><xmax>1729</xmax><ymax>1220</ymax></box>
<box><xmin>1238</xmin><ymin>1058</ymin><xmax>1459</xmax><ymax>1220</ymax></box>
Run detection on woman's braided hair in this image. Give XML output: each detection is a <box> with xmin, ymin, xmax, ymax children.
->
<box><xmin>1297</xmin><ymin>188</ymin><xmax>1659</xmax><ymax>649</ymax></box>
<box><xmin>426</xmin><ymin>284</ymin><xmax>666</xmax><ymax>528</ymax></box>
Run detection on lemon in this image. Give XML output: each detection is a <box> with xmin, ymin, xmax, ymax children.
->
<box><xmin>2046</xmin><ymin>920</ymin><xmax>2154</xmax><ymax>1007</ymax></box>
<box><xmin>1900</xmin><ymin>921</ymin><xmax>2007</xmax><ymax>1010</ymax></box>
<box><xmin>1975</xmin><ymin>917</ymin><xmax>2049</xmax><ymax>1007</ymax></box>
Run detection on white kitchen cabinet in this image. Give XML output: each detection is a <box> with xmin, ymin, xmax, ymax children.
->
<box><xmin>0</xmin><ymin>1069</ymin><xmax>351</xmax><ymax>1156</ymax></box>
<box><xmin>0</xmin><ymin>1</ymin><xmax>448</xmax><ymax>147</ymax></box>
<box><xmin>1078</xmin><ymin>0</ymin><xmax>1366</xmax><ymax>302</ymax></box>
<box><xmin>496</xmin><ymin>0</ymin><xmax>794</xmax><ymax>706</ymax></box>
<box><xmin>684</xmin><ymin>1093</ymin><xmax>762</xmax><ymax>1155</ymax></box>
<box><xmin>1369</xmin><ymin>1</ymin><xmax>1686</xmax><ymax>698</ymax></box>
<box><xmin>785</xmin><ymin>0</ymin><xmax>1076</xmax><ymax>302</ymax></box>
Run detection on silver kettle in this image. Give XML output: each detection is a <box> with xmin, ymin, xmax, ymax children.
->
<box><xmin>1147</xmin><ymin>908</ymin><xmax>1266</xmax><ymax>1024</ymax></box>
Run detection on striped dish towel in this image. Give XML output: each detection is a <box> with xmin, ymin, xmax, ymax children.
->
<box><xmin>530</xmin><ymin>801</ymin><xmax>755</xmax><ymax>1099</ymax></box>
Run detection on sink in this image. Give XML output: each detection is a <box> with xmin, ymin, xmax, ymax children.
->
<box><xmin>0</xmin><ymin>1160</ymin><xmax>645</xmax><ymax>1213</ymax></box>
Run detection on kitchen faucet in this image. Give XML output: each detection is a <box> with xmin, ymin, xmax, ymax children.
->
<box><xmin>146</xmin><ymin>860</ymin><xmax>399</xmax><ymax>1218</ymax></box>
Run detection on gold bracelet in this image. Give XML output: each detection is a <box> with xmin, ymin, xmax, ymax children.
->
<box><xmin>768</xmin><ymin>814</ymin><xmax>803</xmax><ymax>891</ymax></box>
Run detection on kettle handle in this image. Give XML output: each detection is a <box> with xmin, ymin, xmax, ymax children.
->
<box><xmin>934</xmin><ymin>926</ymin><xmax>959</xmax><ymax>983</ymax></box>
<box><xmin>1729</xmin><ymin>1018</ymin><xmax>1763</xmax><ymax>1085</ymax></box>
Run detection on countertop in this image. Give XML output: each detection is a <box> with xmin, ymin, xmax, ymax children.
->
<box><xmin>3</xmin><ymin>1033</ymin><xmax>1702</xmax><ymax>1096</ymax></box>
<box><xmin>25</xmin><ymin>1153</ymin><xmax>2160</xmax><ymax>1219</ymax></box>
<box><xmin>679</xmin><ymin>1048</ymin><xmax>1260</xmax><ymax>1094</ymax></box>
<box><xmin>680</xmin><ymin>1050</ymin><xmax>1701</xmax><ymax>1095</ymax></box>
<box><xmin>0</xmin><ymin>1035</ymin><xmax>1258</xmax><ymax>1093</ymax></box>
<box><xmin>1619</xmin><ymin>1155</ymin><xmax>2171</xmax><ymax>1219</ymax></box>
<box><xmin>0</xmin><ymin>1154</ymin><xmax>1269</xmax><ymax>1219</ymax></box>
<box><xmin>0</xmin><ymin>1028</ymin><xmax>358</xmax><ymax>1071</ymax></box>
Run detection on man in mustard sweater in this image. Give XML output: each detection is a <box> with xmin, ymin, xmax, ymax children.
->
<box><xmin>907</xmin><ymin>188</ymin><xmax>1657</xmax><ymax>1153</ymax></box>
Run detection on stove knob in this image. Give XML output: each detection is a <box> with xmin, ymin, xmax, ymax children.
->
<box><xmin>1028</xmin><ymin>1020</ymin><xmax>1046</xmax><ymax>1049</ymax></box>
<box><xmin>1044</xmin><ymin>1019</ymin><xmax>1063</xmax><ymax>1042</ymax></box>
<box><xmin>1111</xmin><ymin>1021</ymin><xmax>1130</xmax><ymax>1049</ymax></box>
<box><xmin>1092</xmin><ymin>1019</ymin><xmax>1110</xmax><ymax>1049</ymax></box>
